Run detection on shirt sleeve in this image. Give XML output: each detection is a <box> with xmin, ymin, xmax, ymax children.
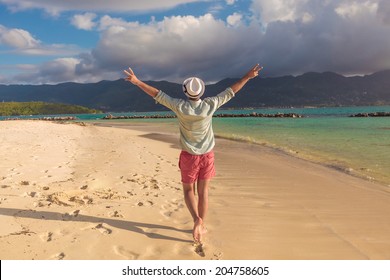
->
<box><xmin>205</xmin><ymin>87</ymin><xmax>235</xmax><ymax>110</ymax></box>
<box><xmin>154</xmin><ymin>90</ymin><xmax>182</xmax><ymax>113</ymax></box>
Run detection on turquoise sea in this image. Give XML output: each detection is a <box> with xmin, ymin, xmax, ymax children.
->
<box><xmin>2</xmin><ymin>106</ymin><xmax>389</xmax><ymax>186</ymax></box>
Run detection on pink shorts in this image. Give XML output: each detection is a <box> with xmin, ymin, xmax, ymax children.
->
<box><xmin>179</xmin><ymin>150</ymin><xmax>216</xmax><ymax>184</ymax></box>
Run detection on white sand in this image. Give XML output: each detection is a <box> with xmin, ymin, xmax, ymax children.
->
<box><xmin>1</xmin><ymin>120</ymin><xmax>390</xmax><ymax>260</ymax></box>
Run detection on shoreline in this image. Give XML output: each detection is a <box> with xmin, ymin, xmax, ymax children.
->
<box><xmin>121</xmin><ymin>121</ymin><xmax>390</xmax><ymax>259</ymax></box>
<box><xmin>1</xmin><ymin>120</ymin><xmax>390</xmax><ymax>259</ymax></box>
<box><xmin>215</xmin><ymin>134</ymin><xmax>390</xmax><ymax>188</ymax></box>
<box><xmin>95</xmin><ymin>120</ymin><xmax>390</xmax><ymax>188</ymax></box>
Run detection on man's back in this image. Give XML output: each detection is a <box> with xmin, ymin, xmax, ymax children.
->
<box><xmin>154</xmin><ymin>88</ymin><xmax>235</xmax><ymax>155</ymax></box>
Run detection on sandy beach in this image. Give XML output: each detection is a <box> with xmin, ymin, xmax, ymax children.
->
<box><xmin>1</xmin><ymin>120</ymin><xmax>390</xmax><ymax>260</ymax></box>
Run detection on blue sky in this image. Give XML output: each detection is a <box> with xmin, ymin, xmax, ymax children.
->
<box><xmin>1</xmin><ymin>0</ymin><xmax>390</xmax><ymax>84</ymax></box>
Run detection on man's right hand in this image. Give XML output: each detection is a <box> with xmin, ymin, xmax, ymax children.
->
<box><xmin>230</xmin><ymin>63</ymin><xmax>263</xmax><ymax>94</ymax></box>
<box><xmin>124</xmin><ymin>67</ymin><xmax>140</xmax><ymax>85</ymax></box>
<box><xmin>124</xmin><ymin>67</ymin><xmax>159</xmax><ymax>98</ymax></box>
<box><xmin>244</xmin><ymin>64</ymin><xmax>263</xmax><ymax>80</ymax></box>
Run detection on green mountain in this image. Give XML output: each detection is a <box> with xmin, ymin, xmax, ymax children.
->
<box><xmin>0</xmin><ymin>70</ymin><xmax>389</xmax><ymax>112</ymax></box>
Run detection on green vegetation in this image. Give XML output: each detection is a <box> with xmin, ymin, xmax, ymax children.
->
<box><xmin>0</xmin><ymin>102</ymin><xmax>102</xmax><ymax>116</ymax></box>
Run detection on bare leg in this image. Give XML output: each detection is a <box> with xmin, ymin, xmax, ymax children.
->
<box><xmin>197</xmin><ymin>179</ymin><xmax>209</xmax><ymax>222</ymax></box>
<box><xmin>182</xmin><ymin>182</ymin><xmax>203</xmax><ymax>242</ymax></box>
<box><xmin>182</xmin><ymin>182</ymin><xmax>198</xmax><ymax>221</ymax></box>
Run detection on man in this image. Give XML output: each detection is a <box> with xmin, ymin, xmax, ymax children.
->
<box><xmin>124</xmin><ymin>64</ymin><xmax>263</xmax><ymax>242</ymax></box>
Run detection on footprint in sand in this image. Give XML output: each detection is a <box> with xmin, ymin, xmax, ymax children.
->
<box><xmin>150</xmin><ymin>179</ymin><xmax>160</xmax><ymax>190</ymax></box>
<box><xmin>193</xmin><ymin>242</ymin><xmax>205</xmax><ymax>257</ymax></box>
<box><xmin>45</xmin><ymin>192</ymin><xmax>72</xmax><ymax>207</ymax></box>
<box><xmin>137</xmin><ymin>201</ymin><xmax>154</xmax><ymax>207</ymax></box>
<box><xmin>62</xmin><ymin>210</ymin><xmax>80</xmax><ymax>220</ymax></box>
<box><xmin>94</xmin><ymin>223</ymin><xmax>112</xmax><ymax>235</ymax></box>
<box><xmin>40</xmin><ymin>232</ymin><xmax>53</xmax><ymax>242</ymax></box>
<box><xmin>23</xmin><ymin>191</ymin><xmax>37</xmax><ymax>198</ymax></box>
<box><xmin>211</xmin><ymin>252</ymin><xmax>224</xmax><ymax>260</ymax></box>
<box><xmin>69</xmin><ymin>195</ymin><xmax>93</xmax><ymax>205</ymax></box>
<box><xmin>52</xmin><ymin>252</ymin><xmax>65</xmax><ymax>260</ymax></box>
<box><xmin>113</xmin><ymin>246</ymin><xmax>140</xmax><ymax>260</ymax></box>
<box><xmin>160</xmin><ymin>199</ymin><xmax>184</xmax><ymax>218</ymax></box>
<box><xmin>109</xmin><ymin>210</ymin><xmax>123</xmax><ymax>218</ymax></box>
<box><xmin>93</xmin><ymin>189</ymin><xmax>124</xmax><ymax>200</ymax></box>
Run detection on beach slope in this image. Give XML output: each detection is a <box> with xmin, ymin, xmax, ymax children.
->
<box><xmin>0</xmin><ymin>121</ymin><xmax>389</xmax><ymax>259</ymax></box>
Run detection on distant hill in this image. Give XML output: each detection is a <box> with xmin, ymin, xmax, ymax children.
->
<box><xmin>0</xmin><ymin>70</ymin><xmax>389</xmax><ymax>112</ymax></box>
<box><xmin>0</xmin><ymin>102</ymin><xmax>102</xmax><ymax>116</ymax></box>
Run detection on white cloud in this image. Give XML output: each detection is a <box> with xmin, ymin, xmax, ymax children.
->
<box><xmin>39</xmin><ymin>58</ymin><xmax>80</xmax><ymax>81</ymax></box>
<box><xmin>3</xmin><ymin>0</ymin><xmax>390</xmax><ymax>84</ymax></box>
<box><xmin>71</xmin><ymin>13</ymin><xmax>97</xmax><ymax>30</ymax></box>
<box><xmin>0</xmin><ymin>25</ymin><xmax>85</xmax><ymax>57</ymax></box>
<box><xmin>227</xmin><ymin>12</ymin><xmax>243</xmax><ymax>26</ymax></box>
<box><xmin>98</xmin><ymin>15</ymin><xmax>139</xmax><ymax>31</ymax></box>
<box><xmin>335</xmin><ymin>0</ymin><xmax>378</xmax><ymax>19</ymax></box>
<box><xmin>251</xmin><ymin>0</ymin><xmax>310</xmax><ymax>24</ymax></box>
<box><xmin>13</xmin><ymin>58</ymin><xmax>97</xmax><ymax>84</ymax></box>
<box><xmin>83</xmin><ymin>13</ymin><xmax>263</xmax><ymax>83</ymax></box>
<box><xmin>252</xmin><ymin>0</ymin><xmax>390</xmax><ymax>75</ymax></box>
<box><xmin>0</xmin><ymin>0</ymin><xmax>208</xmax><ymax>15</ymax></box>
<box><xmin>0</xmin><ymin>25</ymin><xmax>40</xmax><ymax>48</ymax></box>
<box><xmin>226</xmin><ymin>0</ymin><xmax>236</xmax><ymax>5</ymax></box>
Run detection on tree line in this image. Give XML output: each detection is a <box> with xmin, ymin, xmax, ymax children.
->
<box><xmin>0</xmin><ymin>102</ymin><xmax>101</xmax><ymax>116</ymax></box>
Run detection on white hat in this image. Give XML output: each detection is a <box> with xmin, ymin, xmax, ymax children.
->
<box><xmin>182</xmin><ymin>77</ymin><xmax>205</xmax><ymax>99</ymax></box>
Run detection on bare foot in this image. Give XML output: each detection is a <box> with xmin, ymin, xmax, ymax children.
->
<box><xmin>193</xmin><ymin>218</ymin><xmax>203</xmax><ymax>242</ymax></box>
<box><xmin>201</xmin><ymin>225</ymin><xmax>208</xmax><ymax>235</ymax></box>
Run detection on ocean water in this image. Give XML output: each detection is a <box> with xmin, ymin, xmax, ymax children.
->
<box><xmin>99</xmin><ymin>106</ymin><xmax>390</xmax><ymax>186</ymax></box>
<box><xmin>1</xmin><ymin>106</ymin><xmax>389</xmax><ymax>186</ymax></box>
<box><xmin>212</xmin><ymin>108</ymin><xmax>390</xmax><ymax>186</ymax></box>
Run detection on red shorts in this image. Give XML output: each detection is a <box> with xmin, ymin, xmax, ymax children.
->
<box><xmin>179</xmin><ymin>150</ymin><xmax>216</xmax><ymax>184</ymax></box>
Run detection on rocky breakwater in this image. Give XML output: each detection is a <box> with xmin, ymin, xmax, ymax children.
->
<box><xmin>214</xmin><ymin>112</ymin><xmax>304</xmax><ymax>118</ymax></box>
<box><xmin>349</xmin><ymin>112</ymin><xmax>390</xmax><ymax>117</ymax></box>
<box><xmin>4</xmin><ymin>116</ymin><xmax>78</xmax><ymax>121</ymax></box>
<box><xmin>103</xmin><ymin>114</ymin><xmax>175</xmax><ymax>119</ymax></box>
<box><xmin>102</xmin><ymin>112</ymin><xmax>304</xmax><ymax>120</ymax></box>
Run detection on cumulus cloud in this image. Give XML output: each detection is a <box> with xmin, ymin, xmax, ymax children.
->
<box><xmin>247</xmin><ymin>0</ymin><xmax>390</xmax><ymax>76</ymax></box>
<box><xmin>227</xmin><ymin>12</ymin><xmax>243</xmax><ymax>26</ymax></box>
<box><xmin>0</xmin><ymin>25</ymin><xmax>40</xmax><ymax>48</ymax></box>
<box><xmin>0</xmin><ymin>0</ymin><xmax>208</xmax><ymax>15</ymax></box>
<box><xmin>0</xmin><ymin>24</ymin><xmax>84</xmax><ymax>57</ymax></box>
<box><xmin>251</xmin><ymin>0</ymin><xmax>311</xmax><ymax>24</ymax></box>
<box><xmin>12</xmin><ymin>58</ymin><xmax>103</xmax><ymax>84</ymax></box>
<box><xmin>335</xmin><ymin>0</ymin><xmax>378</xmax><ymax>19</ymax></box>
<box><xmin>71</xmin><ymin>13</ymin><xmax>97</xmax><ymax>30</ymax></box>
<box><xmin>3</xmin><ymin>0</ymin><xmax>390</xmax><ymax>84</ymax></box>
<box><xmin>84</xmin><ymin>13</ymin><xmax>263</xmax><ymax>83</ymax></box>
<box><xmin>70</xmin><ymin>1</ymin><xmax>390</xmax><ymax>82</ymax></box>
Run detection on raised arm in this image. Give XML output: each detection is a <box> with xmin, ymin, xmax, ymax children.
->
<box><xmin>230</xmin><ymin>64</ymin><xmax>263</xmax><ymax>94</ymax></box>
<box><xmin>124</xmin><ymin>67</ymin><xmax>159</xmax><ymax>98</ymax></box>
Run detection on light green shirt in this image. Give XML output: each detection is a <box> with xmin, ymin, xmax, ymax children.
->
<box><xmin>154</xmin><ymin>87</ymin><xmax>235</xmax><ymax>155</ymax></box>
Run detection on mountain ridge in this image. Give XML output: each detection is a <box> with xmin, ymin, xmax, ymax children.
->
<box><xmin>1</xmin><ymin>70</ymin><xmax>389</xmax><ymax>112</ymax></box>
